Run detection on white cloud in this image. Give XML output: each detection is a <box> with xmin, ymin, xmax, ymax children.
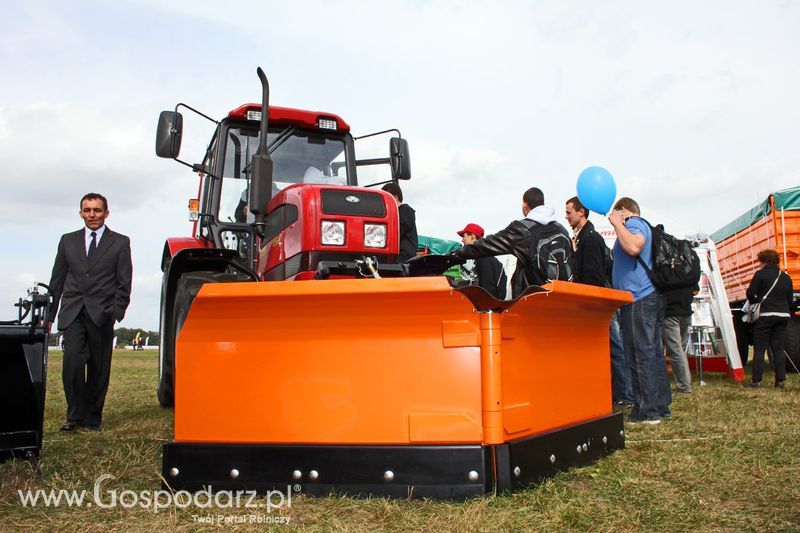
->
<box><xmin>0</xmin><ymin>103</ymin><xmax>165</xmax><ymax>220</ymax></box>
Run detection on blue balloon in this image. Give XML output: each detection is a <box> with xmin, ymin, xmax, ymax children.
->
<box><xmin>576</xmin><ymin>166</ymin><xmax>617</xmax><ymax>215</ymax></box>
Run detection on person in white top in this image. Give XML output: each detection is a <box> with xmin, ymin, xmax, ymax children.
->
<box><xmin>302</xmin><ymin>166</ymin><xmax>346</xmax><ymax>186</ymax></box>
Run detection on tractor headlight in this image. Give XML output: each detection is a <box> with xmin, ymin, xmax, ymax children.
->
<box><xmin>364</xmin><ymin>223</ymin><xmax>387</xmax><ymax>248</ymax></box>
<box><xmin>321</xmin><ymin>220</ymin><xmax>345</xmax><ymax>246</ymax></box>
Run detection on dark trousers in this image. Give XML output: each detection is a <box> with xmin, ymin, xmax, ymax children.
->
<box><xmin>751</xmin><ymin>316</ymin><xmax>788</xmax><ymax>383</ymax></box>
<box><xmin>62</xmin><ymin>308</ymin><xmax>114</xmax><ymax>425</ymax></box>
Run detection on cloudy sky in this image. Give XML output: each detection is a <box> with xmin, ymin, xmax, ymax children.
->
<box><xmin>1</xmin><ymin>0</ymin><xmax>798</xmax><ymax>330</ymax></box>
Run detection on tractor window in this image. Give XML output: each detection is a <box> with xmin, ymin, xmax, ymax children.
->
<box><xmin>218</xmin><ymin>126</ymin><xmax>348</xmax><ymax>224</ymax></box>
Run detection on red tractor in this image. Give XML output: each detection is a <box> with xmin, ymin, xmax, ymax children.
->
<box><xmin>156</xmin><ymin>68</ymin><xmax>411</xmax><ymax>407</ymax></box>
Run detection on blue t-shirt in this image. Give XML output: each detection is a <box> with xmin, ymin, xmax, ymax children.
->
<box><xmin>612</xmin><ymin>217</ymin><xmax>655</xmax><ymax>301</ymax></box>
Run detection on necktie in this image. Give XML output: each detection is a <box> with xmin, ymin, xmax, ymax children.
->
<box><xmin>88</xmin><ymin>231</ymin><xmax>97</xmax><ymax>259</ymax></box>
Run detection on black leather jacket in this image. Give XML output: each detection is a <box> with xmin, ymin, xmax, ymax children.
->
<box><xmin>452</xmin><ymin>219</ymin><xmax>534</xmax><ymax>298</ymax></box>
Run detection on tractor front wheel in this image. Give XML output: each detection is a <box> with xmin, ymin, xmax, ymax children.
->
<box><xmin>158</xmin><ymin>271</ymin><xmax>233</xmax><ymax>408</ymax></box>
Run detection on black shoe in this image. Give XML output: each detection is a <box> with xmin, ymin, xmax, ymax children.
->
<box><xmin>775</xmin><ymin>380</ymin><xmax>786</xmax><ymax>389</ymax></box>
<box><xmin>748</xmin><ymin>381</ymin><xmax>761</xmax><ymax>388</ymax></box>
<box><xmin>82</xmin><ymin>423</ymin><xmax>101</xmax><ymax>432</ymax></box>
<box><xmin>59</xmin><ymin>421</ymin><xmax>81</xmax><ymax>432</ymax></box>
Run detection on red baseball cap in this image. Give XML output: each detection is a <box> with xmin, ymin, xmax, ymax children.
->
<box><xmin>457</xmin><ymin>223</ymin><xmax>485</xmax><ymax>238</ymax></box>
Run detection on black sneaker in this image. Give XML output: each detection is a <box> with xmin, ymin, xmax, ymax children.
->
<box><xmin>775</xmin><ymin>380</ymin><xmax>786</xmax><ymax>389</ymax></box>
<box><xmin>748</xmin><ymin>381</ymin><xmax>761</xmax><ymax>388</ymax></box>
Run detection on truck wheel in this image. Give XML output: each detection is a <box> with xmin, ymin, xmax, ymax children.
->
<box><xmin>157</xmin><ymin>271</ymin><xmax>236</xmax><ymax>408</ymax></box>
<box><xmin>785</xmin><ymin>316</ymin><xmax>800</xmax><ymax>373</ymax></box>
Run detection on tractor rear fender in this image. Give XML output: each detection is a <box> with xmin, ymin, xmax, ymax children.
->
<box><xmin>161</xmin><ymin>237</ymin><xmax>211</xmax><ymax>272</ymax></box>
<box><xmin>160</xmin><ymin>247</ymin><xmax>252</xmax><ymax>341</ymax></box>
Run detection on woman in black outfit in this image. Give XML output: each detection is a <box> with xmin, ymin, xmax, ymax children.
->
<box><xmin>746</xmin><ymin>249</ymin><xmax>794</xmax><ymax>388</ymax></box>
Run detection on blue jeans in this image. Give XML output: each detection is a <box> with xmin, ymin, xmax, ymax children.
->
<box><xmin>620</xmin><ymin>292</ymin><xmax>672</xmax><ymax>420</ymax></box>
<box><xmin>610</xmin><ymin>310</ymin><xmax>633</xmax><ymax>404</ymax></box>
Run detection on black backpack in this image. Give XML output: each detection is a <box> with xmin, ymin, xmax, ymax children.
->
<box><xmin>521</xmin><ymin>220</ymin><xmax>574</xmax><ymax>285</ymax></box>
<box><xmin>635</xmin><ymin>217</ymin><xmax>701</xmax><ymax>291</ymax></box>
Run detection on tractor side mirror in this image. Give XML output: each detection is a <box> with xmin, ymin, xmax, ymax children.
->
<box><xmin>155</xmin><ymin>111</ymin><xmax>183</xmax><ymax>159</ymax></box>
<box><xmin>390</xmin><ymin>137</ymin><xmax>411</xmax><ymax>181</ymax></box>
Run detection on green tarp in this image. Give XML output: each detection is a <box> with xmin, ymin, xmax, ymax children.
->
<box><xmin>775</xmin><ymin>186</ymin><xmax>800</xmax><ymax>211</ymax></box>
<box><xmin>417</xmin><ymin>235</ymin><xmax>462</xmax><ymax>278</ymax></box>
<box><xmin>710</xmin><ymin>185</ymin><xmax>800</xmax><ymax>244</ymax></box>
<box><xmin>416</xmin><ymin>235</ymin><xmax>461</xmax><ymax>255</ymax></box>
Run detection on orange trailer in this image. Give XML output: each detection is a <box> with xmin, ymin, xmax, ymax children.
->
<box><xmin>162</xmin><ymin>278</ymin><xmax>631</xmax><ymax>498</ymax></box>
<box><xmin>711</xmin><ymin>187</ymin><xmax>800</xmax><ymax>369</ymax></box>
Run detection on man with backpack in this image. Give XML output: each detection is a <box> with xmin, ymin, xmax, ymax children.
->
<box><xmin>450</xmin><ymin>187</ymin><xmax>573</xmax><ymax>299</ymax></box>
<box><xmin>608</xmin><ymin>197</ymin><xmax>671</xmax><ymax>425</ymax></box>
<box><xmin>566</xmin><ymin>196</ymin><xmax>634</xmax><ymax>407</ymax></box>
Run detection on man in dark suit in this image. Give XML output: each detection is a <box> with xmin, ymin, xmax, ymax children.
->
<box><xmin>48</xmin><ymin>193</ymin><xmax>132</xmax><ymax>432</ymax></box>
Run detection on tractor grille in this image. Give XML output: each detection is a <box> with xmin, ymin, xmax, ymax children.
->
<box><xmin>321</xmin><ymin>190</ymin><xmax>386</xmax><ymax>218</ymax></box>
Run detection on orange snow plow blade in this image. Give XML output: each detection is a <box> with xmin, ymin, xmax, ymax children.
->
<box><xmin>174</xmin><ymin>278</ymin><xmax>632</xmax><ymax>445</ymax></box>
<box><xmin>166</xmin><ymin>277</ymin><xmax>633</xmax><ymax>498</ymax></box>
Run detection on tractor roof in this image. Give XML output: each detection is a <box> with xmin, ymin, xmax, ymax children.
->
<box><xmin>227</xmin><ymin>104</ymin><xmax>350</xmax><ymax>133</ymax></box>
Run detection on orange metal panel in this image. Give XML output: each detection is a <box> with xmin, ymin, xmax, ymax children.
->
<box><xmin>777</xmin><ymin>209</ymin><xmax>800</xmax><ymax>283</ymax></box>
<box><xmin>716</xmin><ymin>216</ymin><xmax>775</xmax><ymax>302</ymax></box>
<box><xmin>499</xmin><ymin>281</ymin><xmax>632</xmax><ymax>440</ymax></box>
<box><xmin>479</xmin><ymin>313</ymin><xmax>503</xmax><ymax>445</ymax></box>
<box><xmin>175</xmin><ymin>277</ymin><xmax>484</xmax><ymax>444</ymax></box>
<box><xmin>174</xmin><ymin>277</ymin><xmax>632</xmax><ymax>447</ymax></box>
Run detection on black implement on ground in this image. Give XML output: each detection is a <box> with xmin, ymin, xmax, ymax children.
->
<box><xmin>0</xmin><ymin>284</ymin><xmax>51</xmax><ymax>465</ymax></box>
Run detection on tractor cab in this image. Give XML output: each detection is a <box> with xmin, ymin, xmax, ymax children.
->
<box><xmin>157</xmin><ymin>100</ymin><xmax>411</xmax><ymax>278</ymax></box>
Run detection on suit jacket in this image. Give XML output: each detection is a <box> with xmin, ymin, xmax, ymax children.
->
<box><xmin>48</xmin><ymin>227</ymin><xmax>133</xmax><ymax>330</ymax></box>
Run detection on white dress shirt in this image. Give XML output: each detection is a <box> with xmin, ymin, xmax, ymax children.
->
<box><xmin>85</xmin><ymin>225</ymin><xmax>107</xmax><ymax>255</ymax></box>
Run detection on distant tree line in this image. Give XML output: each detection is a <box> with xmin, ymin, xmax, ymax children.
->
<box><xmin>49</xmin><ymin>327</ymin><xmax>159</xmax><ymax>346</ymax></box>
<box><xmin>115</xmin><ymin>327</ymin><xmax>159</xmax><ymax>347</ymax></box>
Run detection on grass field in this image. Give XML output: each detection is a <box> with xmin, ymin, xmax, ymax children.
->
<box><xmin>1</xmin><ymin>349</ymin><xmax>799</xmax><ymax>531</ymax></box>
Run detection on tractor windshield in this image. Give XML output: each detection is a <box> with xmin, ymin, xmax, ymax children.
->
<box><xmin>219</xmin><ymin>126</ymin><xmax>348</xmax><ymax>223</ymax></box>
